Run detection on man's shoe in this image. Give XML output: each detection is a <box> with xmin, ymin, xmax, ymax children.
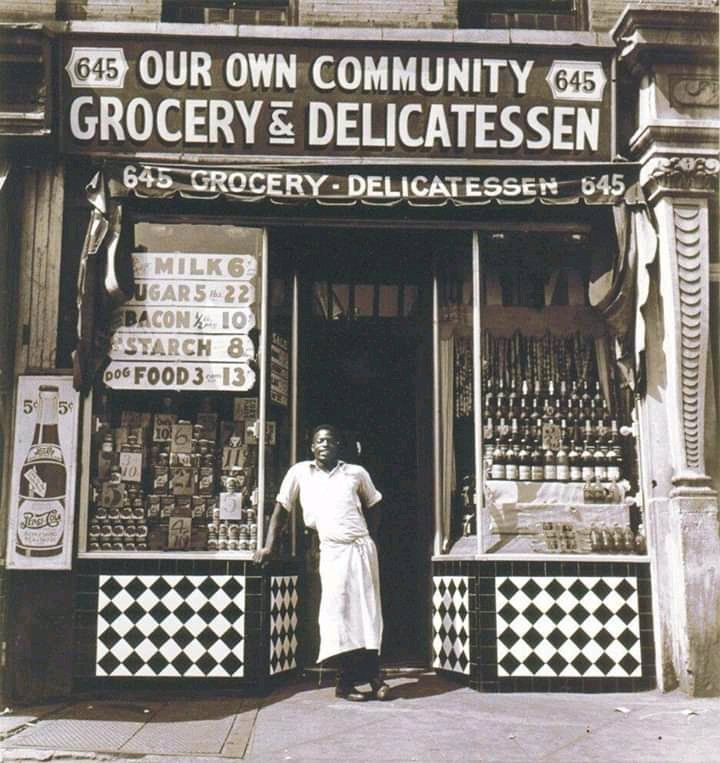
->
<box><xmin>335</xmin><ymin>684</ymin><xmax>371</xmax><ymax>702</ymax></box>
<box><xmin>370</xmin><ymin>677</ymin><xmax>391</xmax><ymax>701</ymax></box>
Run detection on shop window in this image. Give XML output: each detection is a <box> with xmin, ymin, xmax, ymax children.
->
<box><xmin>162</xmin><ymin>0</ymin><xmax>291</xmax><ymax>24</ymax></box>
<box><xmin>458</xmin><ymin>0</ymin><xmax>586</xmax><ymax>31</ymax></box>
<box><xmin>79</xmin><ymin>221</ymin><xmax>293</xmax><ymax>557</ymax></box>
<box><xmin>438</xmin><ymin>229</ymin><xmax>644</xmax><ymax>558</ymax></box>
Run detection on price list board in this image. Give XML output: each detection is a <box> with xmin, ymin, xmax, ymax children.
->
<box><xmin>105</xmin><ymin>252</ymin><xmax>258</xmax><ymax>392</ymax></box>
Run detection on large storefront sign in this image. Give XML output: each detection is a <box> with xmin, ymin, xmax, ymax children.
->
<box><xmin>105</xmin><ymin>251</ymin><xmax>258</xmax><ymax>392</ymax></box>
<box><xmin>6</xmin><ymin>376</ymin><xmax>80</xmax><ymax>570</ymax></box>
<box><xmin>104</xmin><ymin>161</ymin><xmax>640</xmax><ymax>206</ymax></box>
<box><xmin>60</xmin><ymin>35</ymin><xmax>614</xmax><ymax>161</ymax></box>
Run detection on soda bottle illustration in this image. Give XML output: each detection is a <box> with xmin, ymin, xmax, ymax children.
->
<box><xmin>16</xmin><ymin>385</ymin><xmax>66</xmax><ymax>556</ymax></box>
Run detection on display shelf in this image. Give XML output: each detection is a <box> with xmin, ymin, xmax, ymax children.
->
<box><xmin>77</xmin><ymin>550</ymin><xmax>257</xmax><ymax>561</ymax></box>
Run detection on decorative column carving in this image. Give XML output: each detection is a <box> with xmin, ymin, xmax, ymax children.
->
<box><xmin>644</xmin><ymin>154</ymin><xmax>718</xmax><ymax>495</ymax></box>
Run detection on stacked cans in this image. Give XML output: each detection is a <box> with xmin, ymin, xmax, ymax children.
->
<box><xmin>89</xmin><ymin>427</ymin><xmax>149</xmax><ymax>552</ymax></box>
<box><xmin>90</xmin><ymin>402</ymin><xmax>261</xmax><ymax>553</ymax></box>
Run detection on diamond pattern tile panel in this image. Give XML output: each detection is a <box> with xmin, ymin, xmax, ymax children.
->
<box><xmin>496</xmin><ymin>576</ymin><xmax>642</xmax><ymax>678</ymax></box>
<box><xmin>269</xmin><ymin>575</ymin><xmax>299</xmax><ymax>675</ymax></box>
<box><xmin>96</xmin><ymin>575</ymin><xmax>245</xmax><ymax>678</ymax></box>
<box><xmin>432</xmin><ymin>576</ymin><xmax>470</xmax><ymax>675</ymax></box>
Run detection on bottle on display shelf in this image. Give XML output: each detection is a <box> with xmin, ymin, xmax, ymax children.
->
<box><xmin>612</xmin><ymin>523</ymin><xmax>625</xmax><ymax>552</ymax></box>
<box><xmin>589</xmin><ymin>523</ymin><xmax>602</xmax><ymax>552</ymax></box>
<box><xmin>558</xmin><ymin>380</ymin><xmax>568</xmax><ymax>413</ymax></box>
<box><xmin>593</xmin><ymin>445</ymin><xmax>607</xmax><ymax>482</ymax></box>
<box><xmin>483</xmin><ymin>417</ymin><xmax>494</xmax><ymax>448</ymax></box>
<box><xmin>509</xmin><ymin>418</ymin><xmax>521</xmax><ymax>446</ymax></box>
<box><xmin>518</xmin><ymin>398</ymin><xmax>531</xmax><ymax>423</ymax></box>
<box><xmin>543</xmin><ymin>447</ymin><xmax>556</xmax><ymax>481</ymax></box>
<box><xmin>634</xmin><ymin>524</ymin><xmax>647</xmax><ymax>554</ymax></box>
<box><xmin>594</xmin><ymin>397</ymin><xmax>610</xmax><ymax>427</ymax></box>
<box><xmin>581</xmin><ymin>381</ymin><xmax>593</xmax><ymax>419</ymax></box>
<box><xmin>556</xmin><ymin>442</ymin><xmax>569</xmax><ymax>482</ymax></box>
<box><xmin>531</xmin><ymin>397</ymin><xmax>542</xmax><ymax>421</ymax></box>
<box><xmin>508</xmin><ymin>381</ymin><xmax>519</xmax><ymax>419</ymax></box>
<box><xmin>533</xmin><ymin>378</ymin><xmax>543</xmax><ymax>403</ymax></box>
<box><xmin>484</xmin><ymin>391</ymin><xmax>495</xmax><ymax>419</ymax></box>
<box><xmin>518</xmin><ymin>440</ymin><xmax>531</xmax><ymax>481</ymax></box>
<box><xmin>623</xmin><ymin>525</ymin><xmax>635</xmax><ymax>551</ymax></box>
<box><xmin>546</xmin><ymin>398</ymin><xmax>562</xmax><ymax>425</ymax></box>
<box><xmin>592</xmin><ymin>380</ymin><xmax>604</xmax><ymax>411</ymax></box>
<box><xmin>606</xmin><ymin>445</ymin><xmax>621</xmax><ymax>481</ymax></box>
<box><xmin>595</xmin><ymin>415</ymin><xmax>608</xmax><ymax>445</ymax></box>
<box><xmin>505</xmin><ymin>444</ymin><xmax>519</xmax><ymax>481</ymax></box>
<box><xmin>608</xmin><ymin>419</ymin><xmax>620</xmax><ymax>447</ymax></box>
<box><xmin>583</xmin><ymin>419</ymin><xmax>594</xmax><ymax>447</ymax></box>
<box><xmin>564</xmin><ymin>405</ymin><xmax>577</xmax><ymax>434</ymax></box>
<box><xmin>530</xmin><ymin>443</ymin><xmax>544</xmax><ymax>482</ymax></box>
<box><xmin>496</xmin><ymin>379</ymin><xmax>508</xmax><ymax>419</ymax></box>
<box><xmin>600</xmin><ymin>523</ymin><xmax>614</xmax><ymax>552</ymax></box>
<box><xmin>581</xmin><ymin>441</ymin><xmax>595</xmax><ymax>483</ymax></box>
<box><xmin>483</xmin><ymin>446</ymin><xmax>494</xmax><ymax>480</ymax></box>
<box><xmin>491</xmin><ymin>440</ymin><xmax>506</xmax><ymax>480</ymax></box>
<box><xmin>568</xmin><ymin>441</ymin><xmax>582</xmax><ymax>482</ymax></box>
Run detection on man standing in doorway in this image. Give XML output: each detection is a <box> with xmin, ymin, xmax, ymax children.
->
<box><xmin>254</xmin><ymin>425</ymin><xmax>390</xmax><ymax>702</ymax></box>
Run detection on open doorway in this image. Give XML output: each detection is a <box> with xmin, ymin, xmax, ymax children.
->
<box><xmin>289</xmin><ymin>228</ymin><xmax>435</xmax><ymax>667</ymax></box>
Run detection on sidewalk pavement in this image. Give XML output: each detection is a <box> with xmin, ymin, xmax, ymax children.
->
<box><xmin>0</xmin><ymin>671</ymin><xmax>719</xmax><ymax>762</ymax></box>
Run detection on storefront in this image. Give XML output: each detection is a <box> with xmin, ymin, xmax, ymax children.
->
<box><xmin>2</xmin><ymin>10</ymin><xmax>718</xmax><ymax>698</ymax></box>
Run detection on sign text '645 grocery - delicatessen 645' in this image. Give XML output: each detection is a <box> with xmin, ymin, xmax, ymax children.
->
<box><xmin>61</xmin><ymin>36</ymin><xmax>613</xmax><ymax>161</ymax></box>
<box><xmin>106</xmin><ymin>251</ymin><xmax>257</xmax><ymax>392</ymax></box>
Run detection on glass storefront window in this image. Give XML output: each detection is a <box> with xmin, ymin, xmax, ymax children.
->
<box><xmin>437</xmin><ymin>229</ymin><xmax>645</xmax><ymax>558</ymax></box>
<box><xmin>79</xmin><ymin>221</ymin><xmax>292</xmax><ymax>557</ymax></box>
<box><xmin>434</xmin><ymin>239</ymin><xmax>477</xmax><ymax>554</ymax></box>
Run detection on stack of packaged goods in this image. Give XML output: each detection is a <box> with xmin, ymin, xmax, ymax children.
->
<box><xmin>89</xmin><ymin>398</ymin><xmax>259</xmax><ymax>553</ymax></box>
<box><xmin>89</xmin><ymin>414</ymin><xmax>151</xmax><ymax>552</ymax></box>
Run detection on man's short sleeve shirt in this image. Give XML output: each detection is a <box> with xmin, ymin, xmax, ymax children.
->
<box><xmin>276</xmin><ymin>460</ymin><xmax>381</xmax><ymax>543</ymax></box>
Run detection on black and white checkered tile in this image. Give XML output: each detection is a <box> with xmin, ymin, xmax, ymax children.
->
<box><xmin>496</xmin><ymin>576</ymin><xmax>642</xmax><ymax>678</ymax></box>
<box><xmin>432</xmin><ymin>576</ymin><xmax>470</xmax><ymax>675</ymax></box>
<box><xmin>269</xmin><ymin>575</ymin><xmax>299</xmax><ymax>675</ymax></box>
<box><xmin>96</xmin><ymin>575</ymin><xmax>245</xmax><ymax>678</ymax></box>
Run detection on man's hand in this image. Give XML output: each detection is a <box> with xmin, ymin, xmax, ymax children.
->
<box><xmin>251</xmin><ymin>502</ymin><xmax>288</xmax><ymax>565</ymax></box>
<box><xmin>253</xmin><ymin>546</ymin><xmax>272</xmax><ymax>564</ymax></box>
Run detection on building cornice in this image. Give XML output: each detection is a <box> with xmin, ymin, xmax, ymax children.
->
<box><xmin>0</xmin><ymin>20</ymin><xmax>613</xmax><ymax>48</ymax></box>
<box><xmin>612</xmin><ymin>4</ymin><xmax>719</xmax><ymax>75</ymax></box>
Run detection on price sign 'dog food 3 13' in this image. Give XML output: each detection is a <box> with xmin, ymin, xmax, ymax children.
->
<box><xmin>108</xmin><ymin>250</ymin><xmax>259</xmax><ymax>391</ymax></box>
<box><xmin>6</xmin><ymin>376</ymin><xmax>80</xmax><ymax>570</ymax></box>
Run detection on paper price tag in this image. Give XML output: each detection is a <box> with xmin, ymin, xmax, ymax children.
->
<box><xmin>170</xmin><ymin>423</ymin><xmax>193</xmax><ymax>453</ymax></box>
<box><xmin>219</xmin><ymin>491</ymin><xmax>243</xmax><ymax>521</ymax></box>
<box><xmin>118</xmin><ymin>451</ymin><xmax>143</xmax><ymax>483</ymax></box>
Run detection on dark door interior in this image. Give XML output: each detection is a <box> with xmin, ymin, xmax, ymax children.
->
<box><xmin>290</xmin><ymin>228</ymin><xmax>434</xmax><ymax>667</ymax></box>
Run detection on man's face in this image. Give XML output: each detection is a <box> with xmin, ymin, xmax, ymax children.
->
<box><xmin>311</xmin><ymin>429</ymin><xmax>340</xmax><ymax>466</ymax></box>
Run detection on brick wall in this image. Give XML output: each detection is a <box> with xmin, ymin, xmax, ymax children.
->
<box><xmin>589</xmin><ymin>0</ymin><xmax>631</xmax><ymax>32</ymax></box>
<box><xmin>58</xmin><ymin>0</ymin><xmax>161</xmax><ymax>21</ymax></box>
<box><xmin>0</xmin><ymin>1</ymin><xmax>56</xmax><ymax>21</ymax></box>
<box><xmin>298</xmin><ymin>0</ymin><xmax>457</xmax><ymax>28</ymax></box>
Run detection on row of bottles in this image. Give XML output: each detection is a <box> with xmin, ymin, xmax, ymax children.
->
<box><xmin>480</xmin><ymin>330</ymin><xmax>605</xmax><ymax>410</ymax></box>
<box><xmin>590</xmin><ymin>523</ymin><xmax>646</xmax><ymax>554</ymax></box>
<box><xmin>485</xmin><ymin>438</ymin><xmax>622</xmax><ymax>483</ymax></box>
<box><xmin>484</xmin><ymin>378</ymin><xmax>614</xmax><ymax>430</ymax></box>
<box><xmin>538</xmin><ymin>521</ymin><xmax>646</xmax><ymax>555</ymax></box>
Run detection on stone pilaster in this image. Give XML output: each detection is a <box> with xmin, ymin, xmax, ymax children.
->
<box><xmin>613</xmin><ymin>4</ymin><xmax>720</xmax><ymax>696</ymax></box>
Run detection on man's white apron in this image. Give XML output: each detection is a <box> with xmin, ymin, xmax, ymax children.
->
<box><xmin>317</xmin><ymin>534</ymin><xmax>383</xmax><ymax>663</ymax></box>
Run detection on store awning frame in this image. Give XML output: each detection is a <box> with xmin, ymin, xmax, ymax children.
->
<box><xmin>102</xmin><ymin>160</ymin><xmax>644</xmax><ymax>209</ymax></box>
